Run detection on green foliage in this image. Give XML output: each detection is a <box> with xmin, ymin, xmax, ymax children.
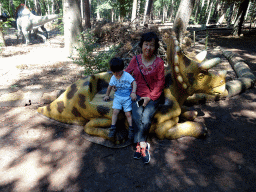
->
<box><xmin>52</xmin><ymin>11</ymin><xmax>64</xmax><ymax>35</ymax></box>
<box><xmin>74</xmin><ymin>30</ymin><xmax>120</xmax><ymax>75</ymax></box>
<box><xmin>0</xmin><ymin>18</ymin><xmax>15</xmax><ymax>32</ymax></box>
<box><xmin>189</xmin><ymin>16</ymin><xmax>198</xmax><ymax>25</ymax></box>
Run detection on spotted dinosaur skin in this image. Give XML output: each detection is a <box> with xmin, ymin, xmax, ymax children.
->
<box><xmin>37</xmin><ymin>34</ymin><xmax>227</xmax><ymax>141</ymax></box>
<box><xmin>15</xmin><ymin>4</ymin><xmax>58</xmax><ymax>44</ymax></box>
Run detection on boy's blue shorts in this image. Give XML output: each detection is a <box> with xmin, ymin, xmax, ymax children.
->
<box><xmin>112</xmin><ymin>95</ymin><xmax>132</xmax><ymax>112</ymax></box>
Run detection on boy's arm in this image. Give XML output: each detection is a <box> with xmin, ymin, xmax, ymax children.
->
<box><xmin>130</xmin><ymin>81</ymin><xmax>137</xmax><ymax>101</ymax></box>
<box><xmin>131</xmin><ymin>81</ymin><xmax>137</xmax><ymax>93</ymax></box>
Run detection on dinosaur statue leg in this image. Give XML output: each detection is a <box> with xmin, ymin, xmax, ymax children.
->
<box><xmin>165</xmin><ymin>121</ymin><xmax>207</xmax><ymax>140</ymax></box>
<box><xmin>33</xmin><ymin>27</ymin><xmax>47</xmax><ymax>43</ymax></box>
<box><xmin>36</xmin><ymin>31</ymin><xmax>47</xmax><ymax>43</ymax></box>
<box><xmin>84</xmin><ymin>118</ymin><xmax>112</xmax><ymax>139</ymax></box>
<box><xmin>22</xmin><ymin>29</ymin><xmax>30</xmax><ymax>44</ymax></box>
<box><xmin>16</xmin><ymin>25</ymin><xmax>22</xmax><ymax>44</ymax></box>
<box><xmin>41</xmin><ymin>25</ymin><xmax>48</xmax><ymax>39</ymax></box>
<box><xmin>180</xmin><ymin>106</ymin><xmax>198</xmax><ymax>121</ymax></box>
<box><xmin>154</xmin><ymin>117</ymin><xmax>179</xmax><ymax>139</ymax></box>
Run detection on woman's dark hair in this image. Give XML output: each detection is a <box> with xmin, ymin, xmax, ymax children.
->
<box><xmin>139</xmin><ymin>32</ymin><xmax>159</xmax><ymax>55</ymax></box>
<box><xmin>109</xmin><ymin>58</ymin><xmax>124</xmax><ymax>72</ymax></box>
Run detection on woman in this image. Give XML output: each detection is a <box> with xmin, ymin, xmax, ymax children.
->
<box><xmin>125</xmin><ymin>32</ymin><xmax>165</xmax><ymax>164</ymax></box>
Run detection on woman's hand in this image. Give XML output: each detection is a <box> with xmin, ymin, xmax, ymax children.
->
<box><xmin>141</xmin><ymin>97</ymin><xmax>151</xmax><ymax>107</ymax></box>
<box><xmin>130</xmin><ymin>92</ymin><xmax>137</xmax><ymax>101</ymax></box>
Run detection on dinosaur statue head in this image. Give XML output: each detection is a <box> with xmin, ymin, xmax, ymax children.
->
<box><xmin>163</xmin><ymin>32</ymin><xmax>226</xmax><ymax>98</ymax></box>
<box><xmin>178</xmin><ymin>50</ymin><xmax>226</xmax><ymax>96</ymax></box>
<box><xmin>15</xmin><ymin>4</ymin><xmax>30</xmax><ymax>18</ymax></box>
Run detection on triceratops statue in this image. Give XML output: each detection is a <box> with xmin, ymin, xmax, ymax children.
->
<box><xmin>37</xmin><ymin>33</ymin><xmax>227</xmax><ymax>142</ymax></box>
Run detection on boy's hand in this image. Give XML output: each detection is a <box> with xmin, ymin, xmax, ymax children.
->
<box><xmin>112</xmin><ymin>86</ymin><xmax>117</xmax><ymax>92</ymax></box>
<box><xmin>130</xmin><ymin>92</ymin><xmax>137</xmax><ymax>101</ymax></box>
<box><xmin>103</xmin><ymin>95</ymin><xmax>110</xmax><ymax>101</ymax></box>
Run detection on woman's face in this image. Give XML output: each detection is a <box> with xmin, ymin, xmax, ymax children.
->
<box><xmin>142</xmin><ymin>39</ymin><xmax>155</xmax><ymax>59</ymax></box>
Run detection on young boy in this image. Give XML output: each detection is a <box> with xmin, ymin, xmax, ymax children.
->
<box><xmin>103</xmin><ymin>58</ymin><xmax>137</xmax><ymax>139</ymax></box>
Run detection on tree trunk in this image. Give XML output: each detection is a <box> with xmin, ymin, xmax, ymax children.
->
<box><xmin>63</xmin><ymin>0</ymin><xmax>83</xmax><ymax>55</ymax></box>
<box><xmin>47</xmin><ymin>2</ymin><xmax>51</xmax><ymax>14</ymax></box>
<box><xmin>137</xmin><ymin>0</ymin><xmax>141</xmax><ymax>18</ymax></box>
<box><xmin>131</xmin><ymin>0</ymin><xmax>137</xmax><ymax>22</ymax></box>
<box><xmin>168</xmin><ymin>0</ymin><xmax>174</xmax><ymax>21</ymax></box>
<box><xmin>84</xmin><ymin>0</ymin><xmax>91</xmax><ymax>28</ymax></box>
<box><xmin>206</xmin><ymin>0</ymin><xmax>214</xmax><ymax>25</ymax></box>
<box><xmin>111</xmin><ymin>8</ymin><xmax>115</xmax><ymax>22</ymax></box>
<box><xmin>232</xmin><ymin>0</ymin><xmax>250</xmax><ymax>36</ymax></box>
<box><xmin>226</xmin><ymin>3</ymin><xmax>234</xmax><ymax>27</ymax></box>
<box><xmin>9</xmin><ymin>0</ymin><xmax>15</xmax><ymax>17</ymax></box>
<box><xmin>211</xmin><ymin>0</ymin><xmax>220</xmax><ymax>21</ymax></box>
<box><xmin>52</xmin><ymin>0</ymin><xmax>55</xmax><ymax>14</ymax></box>
<box><xmin>81</xmin><ymin>0</ymin><xmax>84</xmax><ymax>19</ymax></box>
<box><xmin>244</xmin><ymin>1</ymin><xmax>251</xmax><ymax>21</ymax></box>
<box><xmin>194</xmin><ymin>0</ymin><xmax>200</xmax><ymax>23</ymax></box>
<box><xmin>96</xmin><ymin>0</ymin><xmax>100</xmax><ymax>21</ymax></box>
<box><xmin>119</xmin><ymin>0</ymin><xmax>126</xmax><ymax>22</ymax></box>
<box><xmin>0</xmin><ymin>3</ymin><xmax>5</xmax><ymax>46</ymax></box>
<box><xmin>0</xmin><ymin>25</ymin><xmax>6</xmax><ymax>47</ymax></box>
<box><xmin>34</xmin><ymin>0</ymin><xmax>42</xmax><ymax>15</ymax></box>
<box><xmin>173</xmin><ymin>0</ymin><xmax>197</xmax><ymax>44</ymax></box>
<box><xmin>143</xmin><ymin>0</ymin><xmax>153</xmax><ymax>24</ymax></box>
<box><xmin>143</xmin><ymin>0</ymin><xmax>149</xmax><ymax>24</ymax></box>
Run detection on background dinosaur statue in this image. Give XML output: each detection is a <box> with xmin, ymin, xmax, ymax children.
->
<box><xmin>37</xmin><ymin>32</ymin><xmax>227</xmax><ymax>144</ymax></box>
<box><xmin>15</xmin><ymin>4</ymin><xmax>58</xmax><ymax>44</ymax></box>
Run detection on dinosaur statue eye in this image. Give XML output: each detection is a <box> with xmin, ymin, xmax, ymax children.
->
<box><xmin>198</xmin><ymin>73</ymin><xmax>205</xmax><ymax>80</ymax></box>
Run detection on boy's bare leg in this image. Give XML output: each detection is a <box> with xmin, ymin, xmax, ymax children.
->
<box><xmin>109</xmin><ymin>109</ymin><xmax>120</xmax><ymax>138</ymax></box>
<box><xmin>112</xmin><ymin>109</ymin><xmax>120</xmax><ymax>125</ymax></box>
<box><xmin>125</xmin><ymin>111</ymin><xmax>132</xmax><ymax>126</ymax></box>
<box><xmin>125</xmin><ymin>111</ymin><xmax>134</xmax><ymax>139</ymax></box>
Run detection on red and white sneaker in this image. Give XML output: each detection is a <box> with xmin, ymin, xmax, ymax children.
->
<box><xmin>133</xmin><ymin>143</ymin><xmax>141</xmax><ymax>159</ymax></box>
<box><xmin>141</xmin><ymin>142</ymin><xmax>150</xmax><ymax>164</ymax></box>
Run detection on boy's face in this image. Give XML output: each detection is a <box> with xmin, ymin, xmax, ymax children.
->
<box><xmin>113</xmin><ymin>71</ymin><xmax>123</xmax><ymax>79</ymax></box>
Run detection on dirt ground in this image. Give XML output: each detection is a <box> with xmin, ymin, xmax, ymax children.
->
<box><xmin>0</xmin><ymin>25</ymin><xmax>256</xmax><ymax>192</ymax></box>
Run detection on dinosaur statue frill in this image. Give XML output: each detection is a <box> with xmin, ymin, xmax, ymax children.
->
<box><xmin>37</xmin><ymin>34</ymin><xmax>227</xmax><ymax>142</ymax></box>
<box><xmin>15</xmin><ymin>4</ymin><xmax>58</xmax><ymax>44</ymax></box>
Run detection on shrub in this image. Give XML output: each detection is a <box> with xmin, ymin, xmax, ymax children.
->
<box><xmin>74</xmin><ymin>30</ymin><xmax>120</xmax><ymax>75</ymax></box>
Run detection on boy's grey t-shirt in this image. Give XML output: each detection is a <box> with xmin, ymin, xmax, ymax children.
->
<box><xmin>109</xmin><ymin>71</ymin><xmax>135</xmax><ymax>97</ymax></box>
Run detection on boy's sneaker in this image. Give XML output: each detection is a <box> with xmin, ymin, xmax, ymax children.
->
<box><xmin>141</xmin><ymin>143</ymin><xmax>150</xmax><ymax>164</ymax></box>
<box><xmin>128</xmin><ymin>126</ymin><xmax>134</xmax><ymax>140</ymax></box>
<box><xmin>108</xmin><ymin>125</ymin><xmax>116</xmax><ymax>138</ymax></box>
<box><xmin>133</xmin><ymin>143</ymin><xmax>141</xmax><ymax>159</ymax></box>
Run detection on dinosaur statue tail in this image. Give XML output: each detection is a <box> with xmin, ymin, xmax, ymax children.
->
<box><xmin>32</xmin><ymin>14</ymin><xmax>59</xmax><ymax>28</ymax></box>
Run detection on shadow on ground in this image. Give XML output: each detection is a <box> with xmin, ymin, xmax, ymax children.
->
<box><xmin>0</xmin><ymin>87</ymin><xmax>256</xmax><ymax>191</ymax></box>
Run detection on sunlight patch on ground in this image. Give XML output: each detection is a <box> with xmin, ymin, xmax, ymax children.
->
<box><xmin>13</xmin><ymin>151</ymin><xmax>51</xmax><ymax>191</ymax></box>
<box><xmin>0</xmin><ymin>105</ymin><xmax>93</xmax><ymax>191</ymax></box>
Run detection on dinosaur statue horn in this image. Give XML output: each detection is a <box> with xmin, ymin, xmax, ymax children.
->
<box><xmin>195</xmin><ymin>50</ymin><xmax>207</xmax><ymax>62</ymax></box>
<box><xmin>218</xmin><ymin>70</ymin><xmax>227</xmax><ymax>76</ymax></box>
<box><xmin>198</xmin><ymin>58</ymin><xmax>221</xmax><ymax>70</ymax></box>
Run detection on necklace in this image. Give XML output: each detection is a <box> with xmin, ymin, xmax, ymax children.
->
<box><xmin>142</xmin><ymin>54</ymin><xmax>156</xmax><ymax>67</ymax></box>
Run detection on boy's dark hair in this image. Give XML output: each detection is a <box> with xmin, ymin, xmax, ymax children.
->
<box><xmin>139</xmin><ymin>32</ymin><xmax>159</xmax><ymax>55</ymax></box>
<box><xmin>109</xmin><ymin>58</ymin><xmax>124</xmax><ymax>72</ymax></box>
